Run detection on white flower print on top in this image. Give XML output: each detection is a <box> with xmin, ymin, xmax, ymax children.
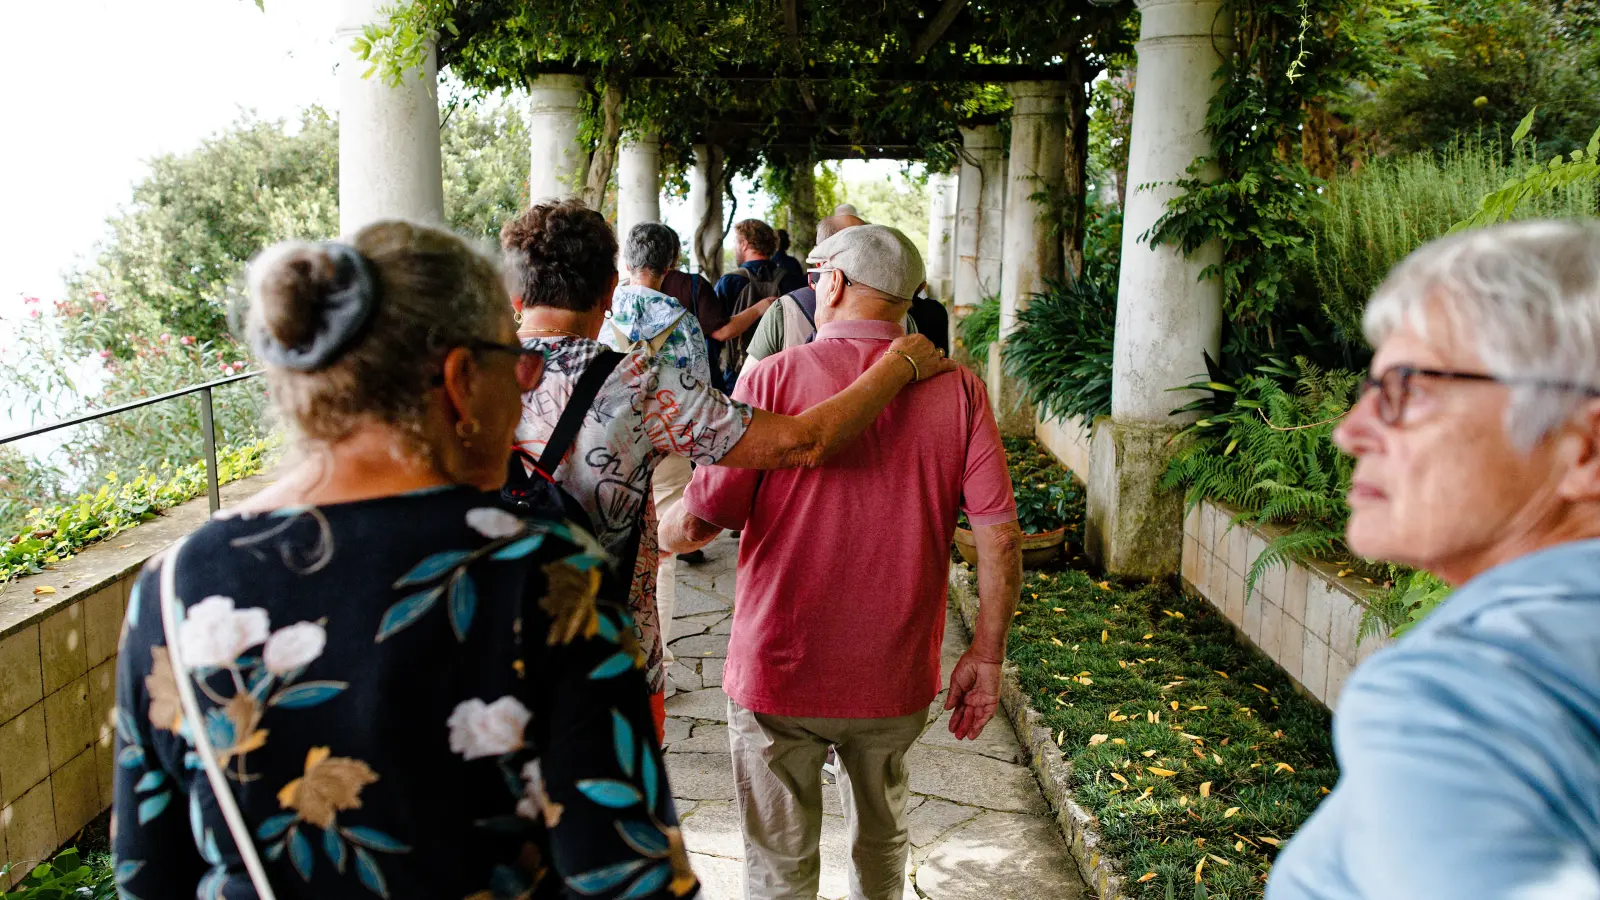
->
<box><xmin>466</xmin><ymin>507</ymin><xmax>523</xmax><ymax>540</ymax></box>
<box><xmin>179</xmin><ymin>596</ymin><xmax>270</xmax><ymax>669</ymax></box>
<box><xmin>447</xmin><ymin>696</ymin><xmax>532</xmax><ymax>760</ymax></box>
<box><xmin>262</xmin><ymin>621</ymin><xmax>328</xmax><ymax>675</ymax></box>
<box><xmin>515</xmin><ymin>759</ymin><xmax>564</xmax><ymax>828</ymax></box>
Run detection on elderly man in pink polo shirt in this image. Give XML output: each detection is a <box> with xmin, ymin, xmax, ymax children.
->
<box><xmin>660</xmin><ymin>225</ymin><xmax>1023</xmax><ymax>900</ymax></box>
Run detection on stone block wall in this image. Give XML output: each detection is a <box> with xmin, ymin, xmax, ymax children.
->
<box><xmin>1178</xmin><ymin>501</ymin><xmax>1392</xmax><ymax>710</ymax></box>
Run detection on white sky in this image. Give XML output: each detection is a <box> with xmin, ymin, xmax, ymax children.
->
<box><xmin>0</xmin><ymin>0</ymin><xmax>918</xmax><ymax>320</ymax></box>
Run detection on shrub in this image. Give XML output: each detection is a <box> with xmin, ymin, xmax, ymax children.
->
<box><xmin>1003</xmin><ymin>271</ymin><xmax>1115</xmax><ymax>424</ymax></box>
<box><xmin>1</xmin><ymin>848</ymin><xmax>115</xmax><ymax>899</ymax></box>
<box><xmin>1004</xmin><ymin>436</ymin><xmax>1085</xmax><ymax>536</ymax></box>
<box><xmin>957</xmin><ymin>294</ymin><xmax>1000</xmax><ymax>368</ymax></box>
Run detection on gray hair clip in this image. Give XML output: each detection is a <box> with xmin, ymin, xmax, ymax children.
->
<box><xmin>251</xmin><ymin>242</ymin><xmax>381</xmax><ymax>372</ymax></box>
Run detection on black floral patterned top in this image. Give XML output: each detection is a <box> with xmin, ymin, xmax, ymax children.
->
<box><xmin>111</xmin><ymin>486</ymin><xmax>698</xmax><ymax>900</ymax></box>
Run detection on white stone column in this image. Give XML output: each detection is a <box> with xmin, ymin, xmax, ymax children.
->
<box><xmin>615</xmin><ymin>131</ymin><xmax>662</xmax><ymax>273</ymax></box>
<box><xmin>688</xmin><ymin>144</ymin><xmax>725</xmax><ymax>279</ymax></box>
<box><xmin>953</xmin><ymin>125</ymin><xmax>1005</xmax><ymax>308</ymax></box>
<box><xmin>925</xmin><ymin>170</ymin><xmax>958</xmax><ymax>302</ymax></box>
<box><xmin>528</xmin><ymin>74</ymin><xmax>588</xmax><ymax>203</ymax></box>
<box><xmin>335</xmin><ymin>0</ymin><xmax>444</xmax><ymax>233</ymax></box>
<box><xmin>1088</xmin><ymin>0</ymin><xmax>1232</xmax><ymax>577</ymax></box>
<box><xmin>989</xmin><ymin>82</ymin><xmax>1066</xmax><ymax>436</ymax></box>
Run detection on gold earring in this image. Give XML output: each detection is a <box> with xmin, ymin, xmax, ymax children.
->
<box><xmin>456</xmin><ymin>418</ymin><xmax>481</xmax><ymax>448</ymax></box>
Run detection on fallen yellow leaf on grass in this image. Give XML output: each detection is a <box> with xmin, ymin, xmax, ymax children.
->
<box><xmin>1111</xmin><ymin>772</ymin><xmax>1129</xmax><ymax>786</ymax></box>
<box><xmin>1170</xmin><ymin>701</ymin><xmax>1179</xmax><ymax>711</ymax></box>
<box><xmin>33</xmin><ymin>586</ymin><xmax>55</xmax><ymax>595</ymax></box>
<box><xmin>1215</xmin><ymin>670</ymin><xmax>1230</xmax><ymax>679</ymax></box>
<box><xmin>1260</xmin><ymin>837</ymin><xmax>1282</xmax><ymax>847</ymax></box>
<box><xmin>1200</xmin><ymin>781</ymin><xmax>1212</xmax><ymax>798</ymax></box>
<box><xmin>1207</xmin><ymin>854</ymin><xmax>1231</xmax><ymax>866</ymax></box>
<box><xmin>1053</xmin><ymin>607</ymin><xmax>1066</xmax><ymax>613</ymax></box>
<box><xmin>1236</xmin><ymin>841</ymin><xmax>1245</xmax><ymax>852</ymax></box>
<box><xmin>1076</xmin><ymin>676</ymin><xmax>1094</xmax><ymax>685</ymax></box>
<box><xmin>1148</xmin><ymin>767</ymin><xmax>1178</xmax><ymax>777</ymax></box>
<box><xmin>1189</xmin><ymin>705</ymin><xmax>1209</xmax><ymax>710</ymax></box>
<box><xmin>1320</xmin><ymin>786</ymin><xmax>1331</xmax><ymax>795</ymax></box>
<box><xmin>1101</xmin><ymin>629</ymin><xmax>1108</xmax><ymax>643</ymax></box>
<box><xmin>1142</xmin><ymin>749</ymin><xmax>1158</xmax><ymax>758</ymax></box>
<box><xmin>1254</xmin><ymin>683</ymin><xmax>1271</xmax><ymax>693</ymax></box>
<box><xmin>1089</xmin><ymin>734</ymin><xmax>1109</xmax><ymax>746</ymax></box>
<box><xmin>1097</xmin><ymin>581</ymin><xmax>1111</xmax><ymax>590</ymax></box>
<box><xmin>1050</xmin><ymin>637</ymin><xmax>1064</xmax><ymax>647</ymax></box>
<box><xmin>1337</xmin><ymin>568</ymin><xmax>1353</xmax><ymax>578</ymax></box>
<box><xmin>1138</xmin><ymin>873</ymin><xmax>1157</xmax><ymax>884</ymax></box>
<box><xmin>1147</xmin><ymin>711</ymin><xmax>1160</xmax><ymax>724</ymax></box>
<box><xmin>1195</xmin><ymin>858</ymin><xmax>1206</xmax><ymax>883</ymax></box>
<box><xmin>1142</xmin><ymin>633</ymin><xmax>1154</xmax><ymax>640</ymax></box>
<box><xmin>1113</xmin><ymin>738</ymin><xmax>1126</xmax><ymax>745</ymax></box>
<box><xmin>1179</xmin><ymin>795</ymin><xmax>1190</xmax><ymax>806</ymax></box>
<box><xmin>1213</xmin><ymin>752</ymin><xmax>1225</xmax><ymax>765</ymax></box>
<box><xmin>1275</xmin><ymin>762</ymin><xmax>1296</xmax><ymax>774</ymax></box>
<box><xmin>1109</xmin><ymin>713</ymin><xmax>1128</xmax><ymax>722</ymax></box>
<box><xmin>1224</xmin><ymin>807</ymin><xmax>1240</xmax><ymax>818</ymax></box>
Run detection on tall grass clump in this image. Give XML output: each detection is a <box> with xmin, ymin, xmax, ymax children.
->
<box><xmin>1306</xmin><ymin>137</ymin><xmax>1599</xmax><ymax>346</ymax></box>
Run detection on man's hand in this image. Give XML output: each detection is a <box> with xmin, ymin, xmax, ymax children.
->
<box><xmin>944</xmin><ymin>650</ymin><xmax>1003</xmax><ymax>740</ymax></box>
<box><xmin>887</xmin><ymin>334</ymin><xmax>958</xmax><ymax>383</ymax></box>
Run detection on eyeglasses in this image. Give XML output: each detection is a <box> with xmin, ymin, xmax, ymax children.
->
<box><xmin>1361</xmin><ymin>365</ymin><xmax>1600</xmax><ymax>426</ymax></box>
<box><xmin>806</xmin><ymin>267</ymin><xmax>852</xmax><ymax>290</ymax></box>
<box><xmin>432</xmin><ymin>339</ymin><xmax>546</xmax><ymax>391</ymax></box>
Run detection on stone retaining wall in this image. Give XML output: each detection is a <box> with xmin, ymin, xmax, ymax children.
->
<box><xmin>0</xmin><ymin>473</ymin><xmax>274</xmax><ymax>878</ymax></box>
<box><xmin>1034</xmin><ymin>415</ymin><xmax>1093</xmax><ymax>482</ymax></box>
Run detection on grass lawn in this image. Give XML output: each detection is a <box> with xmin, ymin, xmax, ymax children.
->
<box><xmin>987</xmin><ymin>440</ymin><xmax>1338</xmax><ymax>899</ymax></box>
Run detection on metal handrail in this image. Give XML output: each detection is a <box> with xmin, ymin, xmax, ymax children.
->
<box><xmin>0</xmin><ymin>370</ymin><xmax>263</xmax><ymax>513</ymax></box>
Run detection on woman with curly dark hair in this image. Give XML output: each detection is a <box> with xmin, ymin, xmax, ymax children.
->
<box><xmin>501</xmin><ymin>199</ymin><xmax>952</xmax><ymax>737</ymax></box>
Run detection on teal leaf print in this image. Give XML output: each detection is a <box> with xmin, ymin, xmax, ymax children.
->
<box><xmin>324</xmin><ymin>827</ymin><xmax>348</xmax><ymax>874</ymax></box>
<box><xmin>201</xmin><ymin>828</ymin><xmax>222</xmax><ymax>866</ymax></box>
<box><xmin>353</xmin><ymin>846</ymin><xmax>390</xmax><ymax>898</ymax></box>
<box><xmin>136</xmin><ymin>791</ymin><xmax>171</xmax><ymax>825</ymax></box>
<box><xmin>615</xmin><ymin>821</ymin><xmax>671</xmax><ymax>857</ymax></box>
<box><xmin>127</xmin><ymin>580</ymin><xmax>141</xmax><ymax>627</ymax></box>
<box><xmin>204</xmin><ymin>708</ymin><xmax>235</xmax><ymax>749</ymax></box>
<box><xmin>117</xmin><ymin>744</ymin><xmax>146</xmax><ymax>769</ymax></box>
<box><xmin>257</xmin><ymin>813</ymin><xmax>297</xmax><ymax>841</ymax></box>
<box><xmin>618</xmin><ymin>863</ymin><xmax>671</xmax><ymax>900</ymax></box>
<box><xmin>577</xmin><ymin>779</ymin><xmax>643</xmax><ymax>808</ymax></box>
<box><xmin>269</xmin><ymin>680</ymin><xmax>350</xmax><ymax>709</ymax></box>
<box><xmin>115</xmin><ymin>860</ymin><xmax>145</xmax><ymax>883</ymax></box>
<box><xmin>133</xmin><ymin>769</ymin><xmax>167</xmax><ymax>793</ymax></box>
<box><xmin>613</xmin><ymin>709</ymin><xmax>636</xmax><ymax>778</ymax></box>
<box><xmin>375</xmin><ymin>586</ymin><xmax>445</xmax><ymax>642</ymax></box>
<box><xmin>491</xmin><ymin>533</ymin><xmax>547</xmax><ymax>561</ymax></box>
<box><xmin>642</xmin><ymin>748</ymin><xmax>660</xmax><ymax>812</ymax></box>
<box><xmin>590</xmin><ymin>652</ymin><xmax>636</xmax><ymax>680</ymax></box>
<box><xmin>185</xmin><ymin>751</ymin><xmax>203</xmax><ymax>771</ymax></box>
<box><xmin>341</xmin><ymin>826</ymin><xmax>411</xmax><ymax>854</ymax></box>
<box><xmin>394</xmin><ymin>550</ymin><xmax>471</xmax><ymax>588</ymax></box>
<box><xmin>567</xmin><ymin>859</ymin><xmax>649</xmax><ymax>895</ymax></box>
<box><xmin>289</xmin><ymin>827</ymin><xmax>314</xmax><ymax>881</ymax></box>
<box><xmin>596</xmin><ymin>610</ymin><xmax>621</xmax><ymax>643</ymax></box>
<box><xmin>564</xmin><ymin>553</ymin><xmax>606</xmax><ymax>572</ymax></box>
<box><xmin>448</xmin><ymin>572</ymin><xmax>478</xmax><ymax>642</ymax></box>
<box><xmin>264</xmin><ymin>841</ymin><xmax>287</xmax><ymax>861</ymax></box>
<box><xmin>199</xmin><ymin>868</ymin><xmax>228</xmax><ymax>900</ymax></box>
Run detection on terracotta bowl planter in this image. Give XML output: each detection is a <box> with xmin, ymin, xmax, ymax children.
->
<box><xmin>954</xmin><ymin>526</ymin><xmax>1067</xmax><ymax>569</ymax></box>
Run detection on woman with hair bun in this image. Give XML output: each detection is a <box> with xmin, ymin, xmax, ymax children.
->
<box><xmin>112</xmin><ymin>220</ymin><xmax>699</xmax><ymax>900</ymax></box>
<box><xmin>501</xmin><ymin>200</ymin><xmax>954</xmax><ymax>740</ymax></box>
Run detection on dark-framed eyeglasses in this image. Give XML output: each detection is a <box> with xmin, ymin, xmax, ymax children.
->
<box><xmin>432</xmin><ymin>339</ymin><xmax>546</xmax><ymax>391</ymax></box>
<box><xmin>1361</xmin><ymin>365</ymin><xmax>1600</xmax><ymax>426</ymax></box>
<box><xmin>806</xmin><ymin>267</ymin><xmax>852</xmax><ymax>290</ymax></box>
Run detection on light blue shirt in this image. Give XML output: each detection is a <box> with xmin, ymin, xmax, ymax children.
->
<box><xmin>1269</xmin><ymin>539</ymin><xmax>1600</xmax><ymax>900</ymax></box>
<box><xmin>604</xmin><ymin>285</ymin><xmax>712</xmax><ymax>386</ymax></box>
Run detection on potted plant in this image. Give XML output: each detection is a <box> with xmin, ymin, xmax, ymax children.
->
<box><xmin>954</xmin><ymin>441</ymin><xmax>1079</xmax><ymax>568</ymax></box>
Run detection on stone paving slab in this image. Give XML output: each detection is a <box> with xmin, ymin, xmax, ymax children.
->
<box><xmin>663</xmin><ymin>535</ymin><xmax>1088</xmax><ymax>900</ymax></box>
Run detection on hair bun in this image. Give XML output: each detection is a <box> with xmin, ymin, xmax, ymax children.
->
<box><xmin>254</xmin><ymin>244</ymin><xmax>339</xmax><ymax>349</ymax></box>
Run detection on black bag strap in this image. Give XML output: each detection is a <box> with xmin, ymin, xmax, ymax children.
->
<box><xmin>536</xmin><ymin>349</ymin><xmax>626</xmax><ymax>476</ymax></box>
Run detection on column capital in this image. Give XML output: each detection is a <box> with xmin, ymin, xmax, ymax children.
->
<box><xmin>1133</xmin><ymin>0</ymin><xmax>1233</xmax><ymax>43</ymax></box>
<box><xmin>622</xmin><ymin>130</ymin><xmax>662</xmax><ymax>149</ymax></box>
<box><xmin>528</xmin><ymin>73</ymin><xmax>587</xmax><ymax>112</ymax></box>
<box><xmin>958</xmin><ymin>124</ymin><xmax>1002</xmax><ymax>151</ymax></box>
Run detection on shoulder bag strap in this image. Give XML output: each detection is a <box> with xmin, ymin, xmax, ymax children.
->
<box><xmin>535</xmin><ymin>349</ymin><xmax>627</xmax><ymax>476</ymax></box>
<box><xmin>159</xmin><ymin>537</ymin><xmax>280</xmax><ymax>900</ymax></box>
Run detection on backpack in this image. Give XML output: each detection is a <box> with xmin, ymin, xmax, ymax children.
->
<box><xmin>721</xmin><ymin>261</ymin><xmax>786</xmax><ymax>375</ymax></box>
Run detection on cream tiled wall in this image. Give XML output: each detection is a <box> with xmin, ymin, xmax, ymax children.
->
<box><xmin>1035</xmin><ymin>415</ymin><xmax>1092</xmax><ymax>483</ymax></box>
<box><xmin>0</xmin><ymin>576</ymin><xmax>135</xmax><ymax>876</ymax></box>
<box><xmin>1179</xmin><ymin>501</ymin><xmax>1392</xmax><ymax>710</ymax></box>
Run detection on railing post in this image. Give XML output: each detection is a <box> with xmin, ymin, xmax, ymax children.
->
<box><xmin>200</xmin><ymin>386</ymin><xmax>220</xmax><ymax>514</ymax></box>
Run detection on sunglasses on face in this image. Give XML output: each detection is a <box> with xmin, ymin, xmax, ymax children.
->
<box><xmin>806</xmin><ymin>267</ymin><xmax>853</xmax><ymax>290</ymax></box>
<box><xmin>1361</xmin><ymin>364</ymin><xmax>1600</xmax><ymax>427</ymax></box>
<box><xmin>432</xmin><ymin>339</ymin><xmax>546</xmax><ymax>391</ymax></box>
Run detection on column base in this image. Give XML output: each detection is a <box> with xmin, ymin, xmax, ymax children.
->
<box><xmin>985</xmin><ymin>351</ymin><xmax>1034</xmax><ymax>438</ymax></box>
<box><xmin>1085</xmin><ymin>419</ymin><xmax>1185</xmax><ymax>578</ymax></box>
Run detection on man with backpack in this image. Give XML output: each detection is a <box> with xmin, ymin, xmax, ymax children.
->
<box><xmin>715</xmin><ymin>219</ymin><xmax>807</xmax><ymax>386</ymax></box>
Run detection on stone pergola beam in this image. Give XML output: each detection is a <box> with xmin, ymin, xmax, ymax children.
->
<box><xmin>1088</xmin><ymin>0</ymin><xmax>1233</xmax><ymax>577</ymax></box>
<box><xmin>335</xmin><ymin>0</ymin><xmax>444</xmax><ymax>232</ymax></box>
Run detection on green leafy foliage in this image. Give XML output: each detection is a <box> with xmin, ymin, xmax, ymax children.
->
<box><xmin>957</xmin><ymin>295</ymin><xmax>1000</xmax><ymax>369</ymax></box>
<box><xmin>1362</xmin><ymin>569</ymin><xmax>1452</xmax><ymax>641</ymax></box>
<box><xmin>958</xmin><ymin>455</ymin><xmax>1336</xmax><ymax>898</ymax></box>
<box><xmin>1304</xmin><ymin>135</ymin><xmax>1598</xmax><ymax>347</ymax></box>
<box><xmin>1004</xmin><ymin>437</ymin><xmax>1085</xmax><ymax>537</ymax></box>
<box><xmin>1</xmin><ymin>848</ymin><xmax>115</xmax><ymax>899</ymax></box>
<box><xmin>1002</xmin><ymin>269</ymin><xmax>1116</xmax><ymax>425</ymax></box>
<box><xmin>0</xmin><ymin>440</ymin><xmax>273</xmax><ymax>585</ymax></box>
<box><xmin>1453</xmin><ymin>110</ymin><xmax>1600</xmax><ymax>231</ymax></box>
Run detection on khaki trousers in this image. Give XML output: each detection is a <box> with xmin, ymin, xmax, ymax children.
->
<box><xmin>728</xmin><ymin>699</ymin><xmax>927</xmax><ymax>900</ymax></box>
<box><xmin>652</xmin><ymin>453</ymin><xmax>694</xmax><ymax>662</ymax></box>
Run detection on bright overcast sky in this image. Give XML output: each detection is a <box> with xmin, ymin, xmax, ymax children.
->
<box><xmin>0</xmin><ymin>0</ymin><xmax>914</xmax><ymax>319</ymax></box>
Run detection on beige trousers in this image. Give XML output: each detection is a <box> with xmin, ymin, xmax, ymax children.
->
<box><xmin>727</xmin><ymin>699</ymin><xmax>927</xmax><ymax>900</ymax></box>
<box><xmin>652</xmin><ymin>453</ymin><xmax>694</xmax><ymax>662</ymax></box>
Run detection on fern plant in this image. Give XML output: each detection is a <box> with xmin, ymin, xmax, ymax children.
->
<box><xmin>1002</xmin><ymin>272</ymin><xmax>1116</xmax><ymax>424</ymax></box>
<box><xmin>958</xmin><ymin>294</ymin><xmax>1001</xmax><ymax>369</ymax></box>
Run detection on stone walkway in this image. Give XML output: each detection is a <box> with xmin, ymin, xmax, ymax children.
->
<box><xmin>661</xmin><ymin>536</ymin><xmax>1089</xmax><ymax>900</ymax></box>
